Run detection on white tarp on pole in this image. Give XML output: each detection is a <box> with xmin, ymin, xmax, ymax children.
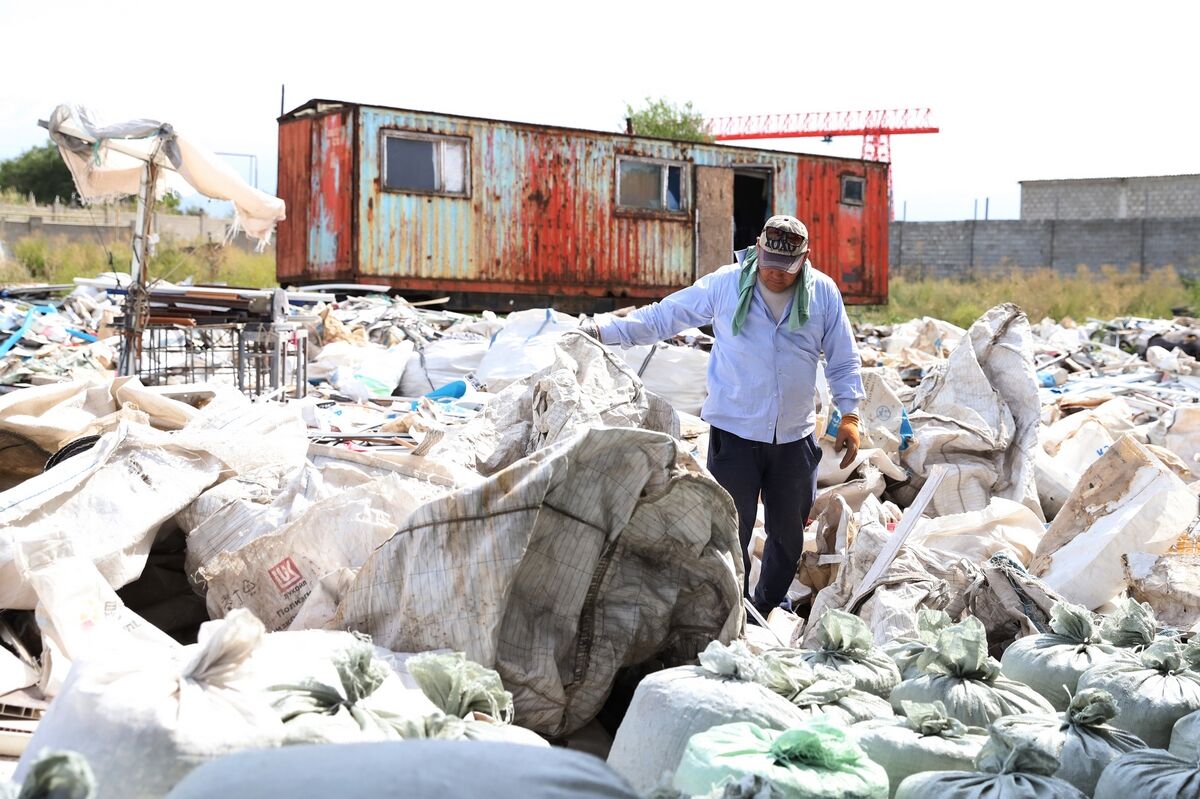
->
<box><xmin>47</xmin><ymin>104</ymin><xmax>285</xmax><ymax>248</ymax></box>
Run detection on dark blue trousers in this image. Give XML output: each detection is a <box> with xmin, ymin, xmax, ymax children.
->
<box><xmin>706</xmin><ymin>426</ymin><xmax>822</xmax><ymax>611</ymax></box>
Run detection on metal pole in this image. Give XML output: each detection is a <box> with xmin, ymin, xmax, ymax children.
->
<box><xmin>119</xmin><ymin>160</ymin><xmax>157</xmax><ymax>377</ymax></box>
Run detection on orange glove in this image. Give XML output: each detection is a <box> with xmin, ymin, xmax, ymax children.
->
<box><xmin>835</xmin><ymin>412</ymin><xmax>861</xmax><ymax>470</ymax></box>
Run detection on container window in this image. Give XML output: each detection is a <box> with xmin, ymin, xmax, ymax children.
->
<box><xmin>841</xmin><ymin>175</ymin><xmax>865</xmax><ymax>205</ymax></box>
<box><xmin>383</xmin><ymin>133</ymin><xmax>470</xmax><ymax>196</ymax></box>
<box><xmin>618</xmin><ymin>157</ymin><xmax>688</xmax><ymax>212</ymax></box>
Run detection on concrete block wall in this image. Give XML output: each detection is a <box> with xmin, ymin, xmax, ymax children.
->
<box><xmin>1021</xmin><ymin>175</ymin><xmax>1200</xmax><ymax>220</ymax></box>
<box><xmin>890</xmin><ymin>217</ymin><xmax>1200</xmax><ymax>280</ymax></box>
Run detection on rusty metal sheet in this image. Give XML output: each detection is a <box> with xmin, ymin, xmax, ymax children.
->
<box><xmin>307</xmin><ymin>110</ymin><xmax>353</xmax><ymax>278</ymax></box>
<box><xmin>275</xmin><ymin>117</ymin><xmax>312</xmax><ymax>279</ymax></box>
<box><xmin>279</xmin><ymin>101</ymin><xmax>888</xmax><ymax>305</ymax></box>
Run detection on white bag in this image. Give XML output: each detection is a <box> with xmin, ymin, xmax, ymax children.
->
<box><xmin>606</xmin><ymin>665</ymin><xmax>815</xmax><ymax>794</ymax></box>
<box><xmin>474</xmin><ymin>308</ymin><xmax>578</xmax><ymax>391</ymax></box>
<box><xmin>309</xmin><ymin>340</ymin><xmax>413</xmax><ymax>400</ymax></box>
<box><xmin>397</xmin><ymin>337</ymin><xmax>489</xmax><ymax>396</ymax></box>
<box><xmin>1031</xmin><ymin>435</ymin><xmax>1199</xmax><ymax>610</ymax></box>
<box><xmin>200</xmin><ymin>474</ymin><xmax>422</xmax><ymax>631</ymax></box>
<box><xmin>15</xmin><ymin>610</ymin><xmax>286</xmax><ymax>799</ymax></box>
<box><xmin>0</xmin><ymin>422</ymin><xmax>223</xmax><ymax>609</ymax></box>
<box><xmin>908</xmin><ymin>497</ymin><xmax>1044</xmax><ymax>566</ymax></box>
<box><xmin>615</xmin><ymin>343</ymin><xmax>709</xmax><ymax>416</ymax></box>
<box><xmin>19</xmin><ymin>538</ymin><xmax>179</xmax><ymax>697</ymax></box>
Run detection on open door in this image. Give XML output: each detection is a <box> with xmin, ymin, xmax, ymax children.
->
<box><xmin>695</xmin><ymin>166</ymin><xmax>733</xmax><ymax>278</ymax></box>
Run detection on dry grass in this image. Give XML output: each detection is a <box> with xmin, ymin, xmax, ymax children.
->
<box><xmin>853</xmin><ymin>266</ymin><xmax>1196</xmax><ymax>328</ymax></box>
<box><xmin>1</xmin><ymin>236</ymin><xmax>277</xmax><ymax>288</ymax></box>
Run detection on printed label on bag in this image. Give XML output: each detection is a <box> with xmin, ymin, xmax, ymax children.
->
<box><xmin>268</xmin><ymin>557</ymin><xmax>304</xmax><ymax>593</ymax></box>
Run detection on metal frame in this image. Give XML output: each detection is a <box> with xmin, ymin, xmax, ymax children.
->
<box><xmin>380</xmin><ymin>129</ymin><xmax>472</xmax><ymax>198</ymax></box>
<box><xmin>840</xmin><ymin>174</ymin><xmax>866</xmax><ymax>206</ymax></box>
<box><xmin>615</xmin><ymin>155</ymin><xmax>690</xmax><ymax>215</ymax></box>
<box><xmin>137</xmin><ymin>323</ymin><xmax>308</xmax><ymax>399</ymax></box>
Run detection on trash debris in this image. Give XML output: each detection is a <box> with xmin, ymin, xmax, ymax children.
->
<box><xmin>2</xmin><ymin>267</ymin><xmax>1200</xmax><ymax>798</ymax></box>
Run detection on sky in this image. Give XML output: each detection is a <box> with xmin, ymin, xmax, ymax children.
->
<box><xmin>1</xmin><ymin>0</ymin><xmax>1197</xmax><ymax>221</ymax></box>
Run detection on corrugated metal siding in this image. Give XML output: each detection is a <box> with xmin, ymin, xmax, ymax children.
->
<box><xmin>275</xmin><ymin>117</ymin><xmax>312</xmax><ymax>279</ymax></box>
<box><xmin>284</xmin><ymin>101</ymin><xmax>889</xmax><ymax>303</ymax></box>
<box><xmin>358</xmin><ymin>109</ymin><xmax>696</xmax><ymax>297</ymax></box>
<box><xmin>307</xmin><ymin>110</ymin><xmax>354</xmax><ymax>278</ymax></box>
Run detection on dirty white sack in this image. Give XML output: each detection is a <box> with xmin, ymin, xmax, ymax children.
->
<box><xmin>200</xmin><ymin>474</ymin><xmax>423</xmax><ymax>631</ymax></box>
<box><xmin>0</xmin><ymin>421</ymin><xmax>224</xmax><ymax>609</ymax></box>
<box><xmin>901</xmin><ymin>304</ymin><xmax>1043</xmax><ymax>520</ymax></box>
<box><xmin>334</xmin><ymin>426</ymin><xmax>743</xmax><ymax>737</ymax></box>
<box><xmin>474</xmin><ymin>308</ymin><xmax>579</xmax><ymax>391</ymax></box>
<box><xmin>1032</xmin><ymin>435</ymin><xmax>1199</xmax><ymax>609</ymax></box>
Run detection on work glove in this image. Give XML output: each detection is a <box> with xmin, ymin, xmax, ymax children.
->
<box><xmin>835</xmin><ymin>412</ymin><xmax>861</xmax><ymax>470</ymax></box>
<box><xmin>578</xmin><ymin>315</ymin><xmax>600</xmax><ymax>340</ymax></box>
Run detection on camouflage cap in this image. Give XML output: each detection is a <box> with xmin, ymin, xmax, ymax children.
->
<box><xmin>756</xmin><ymin>215</ymin><xmax>809</xmax><ymax>274</ymax></box>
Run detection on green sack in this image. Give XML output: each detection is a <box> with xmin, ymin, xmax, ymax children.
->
<box><xmin>674</xmin><ymin>720</ymin><xmax>889</xmax><ymax>799</ymax></box>
<box><xmin>702</xmin><ymin>642</ymin><xmax>892</xmax><ymax>724</ymax></box>
<box><xmin>405</xmin><ymin>651</ymin><xmax>514</xmax><ymax>723</ymax></box>
<box><xmin>987</xmin><ymin>689</ymin><xmax>1146</xmax><ymax>796</ymax></box>
<box><xmin>802</xmin><ymin>610</ymin><xmax>903</xmax><ymax>699</ymax></box>
<box><xmin>893</xmin><ymin>729</ymin><xmax>1088</xmax><ymax>799</ymax></box>
<box><xmin>1170</xmin><ymin>707</ymin><xmax>1200</xmax><ymax>761</ymax></box>
<box><xmin>13</xmin><ymin>750</ymin><xmax>95</xmax><ymax>799</ymax></box>
<box><xmin>1076</xmin><ymin>638</ymin><xmax>1200</xmax><ymax>748</ymax></box>
<box><xmin>889</xmin><ymin>618</ymin><xmax>1054</xmax><ymax>727</ymax></box>
<box><xmin>1093</xmin><ymin>748</ymin><xmax>1200</xmax><ymax>799</ymax></box>
<box><xmin>852</xmin><ymin>701</ymin><xmax>987</xmax><ymax>798</ymax></box>
<box><xmin>1000</xmin><ymin>602</ymin><xmax>1134</xmax><ymax>711</ymax></box>
<box><xmin>1099</xmin><ymin>597</ymin><xmax>1160</xmax><ymax>651</ymax></box>
<box><xmin>272</xmin><ymin>641</ymin><xmax>456</xmax><ymax>744</ymax></box>
<box><xmin>883</xmin><ymin>611</ymin><xmax>953</xmax><ymax>681</ymax></box>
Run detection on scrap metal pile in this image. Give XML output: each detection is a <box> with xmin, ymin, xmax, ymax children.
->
<box><xmin>0</xmin><ymin>277</ymin><xmax>1198</xmax><ymax>798</ymax></box>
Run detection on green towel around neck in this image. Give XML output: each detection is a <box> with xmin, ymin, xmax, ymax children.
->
<box><xmin>732</xmin><ymin>246</ymin><xmax>814</xmax><ymax>335</ymax></box>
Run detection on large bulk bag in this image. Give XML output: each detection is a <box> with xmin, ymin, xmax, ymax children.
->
<box><xmin>398</xmin><ymin>337</ymin><xmax>489</xmax><ymax>397</ymax></box>
<box><xmin>1170</xmin><ymin>708</ymin><xmax>1200</xmax><ymax>761</ymax></box>
<box><xmin>801</xmin><ymin>610</ymin><xmax>902</xmax><ymax>698</ymax></box>
<box><xmin>1076</xmin><ymin>639</ymin><xmax>1200</xmax><ymax>748</ymax></box>
<box><xmin>673</xmin><ymin>720</ymin><xmax>889</xmax><ymax>799</ymax></box>
<box><xmin>852</xmin><ymin>701</ymin><xmax>988</xmax><ymax>798</ymax></box>
<box><xmin>888</xmin><ymin>617</ymin><xmax>1054</xmax><ymax>727</ymax></box>
<box><xmin>999</xmin><ymin>601</ymin><xmax>1135</xmax><ymax>710</ymax></box>
<box><xmin>14</xmin><ymin>610</ymin><xmax>286</xmax><ymax>799</ymax></box>
<box><xmin>1093</xmin><ymin>749</ymin><xmax>1200</xmax><ymax>799</ymax></box>
<box><xmin>987</xmin><ymin>688</ymin><xmax>1146</xmax><ymax>796</ymax></box>
<box><xmin>893</xmin><ymin>726</ymin><xmax>1088</xmax><ymax>799</ymax></box>
<box><xmin>166</xmin><ymin>741</ymin><xmax>639</xmax><ymax>799</ymax></box>
<box><xmin>883</xmin><ymin>609</ymin><xmax>952</xmax><ymax>680</ymax></box>
<box><xmin>606</xmin><ymin>661</ymin><xmax>814</xmax><ymax>794</ymax></box>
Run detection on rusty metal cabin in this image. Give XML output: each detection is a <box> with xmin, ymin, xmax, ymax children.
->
<box><xmin>276</xmin><ymin>99</ymin><xmax>889</xmax><ymax>310</ymax></box>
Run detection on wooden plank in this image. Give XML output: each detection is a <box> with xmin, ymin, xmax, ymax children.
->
<box><xmin>695</xmin><ymin>166</ymin><xmax>734</xmax><ymax>279</ymax></box>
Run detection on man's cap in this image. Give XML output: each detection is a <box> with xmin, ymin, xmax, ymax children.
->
<box><xmin>756</xmin><ymin>215</ymin><xmax>809</xmax><ymax>274</ymax></box>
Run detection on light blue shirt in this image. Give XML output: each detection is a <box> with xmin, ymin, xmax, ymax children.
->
<box><xmin>597</xmin><ymin>255</ymin><xmax>864</xmax><ymax>444</ymax></box>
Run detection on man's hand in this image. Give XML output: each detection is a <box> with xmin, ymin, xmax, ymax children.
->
<box><xmin>835</xmin><ymin>412</ymin><xmax>861</xmax><ymax>470</ymax></box>
<box><xmin>578</xmin><ymin>315</ymin><xmax>600</xmax><ymax>340</ymax></box>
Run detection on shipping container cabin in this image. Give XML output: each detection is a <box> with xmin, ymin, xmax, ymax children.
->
<box><xmin>276</xmin><ymin>99</ymin><xmax>889</xmax><ymax>311</ymax></box>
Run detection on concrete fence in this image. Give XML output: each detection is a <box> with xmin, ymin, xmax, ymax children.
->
<box><xmin>889</xmin><ymin>217</ymin><xmax>1200</xmax><ymax>280</ymax></box>
<box><xmin>0</xmin><ymin>203</ymin><xmax>267</xmax><ymax>253</ymax></box>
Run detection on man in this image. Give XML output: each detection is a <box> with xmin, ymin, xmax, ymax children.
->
<box><xmin>582</xmin><ymin>215</ymin><xmax>864</xmax><ymax>618</ymax></box>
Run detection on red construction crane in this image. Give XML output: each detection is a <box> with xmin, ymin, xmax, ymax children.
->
<box><xmin>705</xmin><ymin>108</ymin><xmax>938</xmax><ymax>162</ymax></box>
